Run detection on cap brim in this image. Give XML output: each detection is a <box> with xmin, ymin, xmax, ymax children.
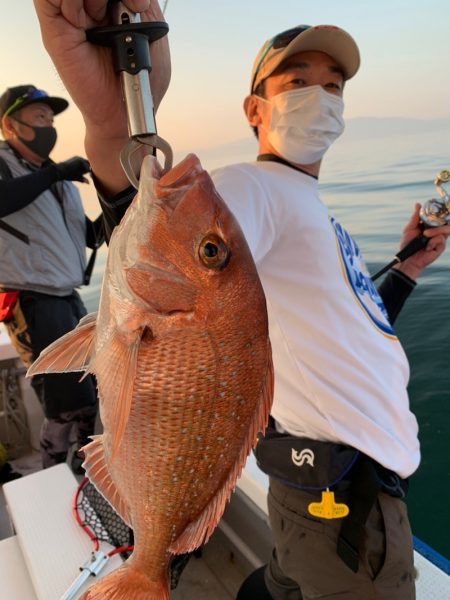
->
<box><xmin>21</xmin><ymin>96</ymin><xmax>69</xmax><ymax>116</ymax></box>
<box><xmin>254</xmin><ymin>26</ymin><xmax>360</xmax><ymax>91</ymax></box>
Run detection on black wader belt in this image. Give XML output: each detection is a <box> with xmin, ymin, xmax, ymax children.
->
<box><xmin>337</xmin><ymin>457</ymin><xmax>381</xmax><ymax>572</ymax></box>
<box><xmin>83</xmin><ymin>245</ymin><xmax>97</xmax><ymax>285</ymax></box>
<box><xmin>337</xmin><ymin>456</ymin><xmax>409</xmax><ymax>573</ymax></box>
<box><xmin>0</xmin><ymin>219</ymin><xmax>29</xmax><ymax>244</ymax></box>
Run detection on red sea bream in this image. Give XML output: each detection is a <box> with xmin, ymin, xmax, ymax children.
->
<box><xmin>28</xmin><ymin>154</ymin><xmax>273</xmax><ymax>599</ymax></box>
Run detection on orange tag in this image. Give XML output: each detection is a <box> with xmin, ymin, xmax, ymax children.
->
<box><xmin>308</xmin><ymin>490</ymin><xmax>349</xmax><ymax>520</ymax></box>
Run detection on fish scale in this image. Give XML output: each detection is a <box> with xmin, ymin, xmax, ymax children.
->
<box><xmin>105</xmin><ymin>332</ymin><xmax>263</xmax><ymax>581</ymax></box>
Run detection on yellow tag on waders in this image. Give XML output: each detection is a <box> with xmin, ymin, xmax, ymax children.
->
<box><xmin>308</xmin><ymin>489</ymin><xmax>350</xmax><ymax>519</ymax></box>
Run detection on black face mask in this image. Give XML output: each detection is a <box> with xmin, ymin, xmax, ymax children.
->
<box><xmin>11</xmin><ymin>116</ymin><xmax>57</xmax><ymax>159</ymax></box>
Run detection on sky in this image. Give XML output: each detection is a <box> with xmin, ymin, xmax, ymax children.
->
<box><xmin>0</xmin><ymin>0</ymin><xmax>449</xmax><ymax>210</ymax></box>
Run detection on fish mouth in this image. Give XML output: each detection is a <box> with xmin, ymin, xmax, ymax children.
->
<box><xmin>153</xmin><ymin>153</ymin><xmax>207</xmax><ymax>217</ymax></box>
<box><xmin>125</xmin><ymin>262</ymin><xmax>198</xmax><ymax>314</ymax></box>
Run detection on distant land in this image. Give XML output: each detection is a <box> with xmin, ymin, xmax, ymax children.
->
<box><xmin>175</xmin><ymin>117</ymin><xmax>450</xmax><ymax>171</ymax></box>
<box><xmin>341</xmin><ymin>117</ymin><xmax>450</xmax><ymax>141</ymax></box>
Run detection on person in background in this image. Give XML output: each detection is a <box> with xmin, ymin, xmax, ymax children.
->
<box><xmin>31</xmin><ymin>2</ymin><xmax>450</xmax><ymax>598</ymax></box>
<box><xmin>0</xmin><ymin>84</ymin><xmax>103</xmax><ymax>474</ymax></box>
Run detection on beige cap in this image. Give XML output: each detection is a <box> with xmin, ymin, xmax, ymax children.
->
<box><xmin>250</xmin><ymin>25</ymin><xmax>360</xmax><ymax>93</ymax></box>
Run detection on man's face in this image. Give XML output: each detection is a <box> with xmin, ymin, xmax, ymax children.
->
<box><xmin>9</xmin><ymin>102</ymin><xmax>54</xmax><ymax>141</ymax></box>
<box><xmin>244</xmin><ymin>50</ymin><xmax>345</xmax><ymax>170</ymax></box>
<box><xmin>1</xmin><ymin>101</ymin><xmax>56</xmax><ymax>164</ymax></box>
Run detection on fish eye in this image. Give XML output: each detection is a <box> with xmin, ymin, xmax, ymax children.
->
<box><xmin>198</xmin><ymin>234</ymin><xmax>230</xmax><ymax>269</ymax></box>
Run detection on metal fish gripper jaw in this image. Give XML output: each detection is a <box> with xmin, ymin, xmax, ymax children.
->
<box><xmin>86</xmin><ymin>1</ymin><xmax>172</xmax><ymax>188</ymax></box>
<box><xmin>420</xmin><ymin>169</ymin><xmax>450</xmax><ymax>227</ymax></box>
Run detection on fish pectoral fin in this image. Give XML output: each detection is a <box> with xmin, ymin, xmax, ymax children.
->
<box><xmin>170</xmin><ymin>347</ymin><xmax>274</xmax><ymax>555</ymax></box>
<box><xmin>92</xmin><ymin>331</ymin><xmax>141</xmax><ymax>460</ymax></box>
<box><xmin>82</xmin><ymin>435</ymin><xmax>132</xmax><ymax>527</ymax></box>
<box><xmin>27</xmin><ymin>312</ymin><xmax>97</xmax><ymax>377</ymax></box>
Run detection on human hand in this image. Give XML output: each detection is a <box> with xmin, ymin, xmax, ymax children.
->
<box><xmin>394</xmin><ymin>203</ymin><xmax>450</xmax><ymax>280</ymax></box>
<box><xmin>55</xmin><ymin>156</ymin><xmax>91</xmax><ymax>183</ymax></box>
<box><xmin>33</xmin><ymin>0</ymin><xmax>171</xmax><ymax>194</ymax></box>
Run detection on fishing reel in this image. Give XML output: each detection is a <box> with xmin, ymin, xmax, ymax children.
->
<box><xmin>420</xmin><ymin>170</ymin><xmax>450</xmax><ymax>227</ymax></box>
<box><xmin>372</xmin><ymin>169</ymin><xmax>450</xmax><ymax>280</ymax></box>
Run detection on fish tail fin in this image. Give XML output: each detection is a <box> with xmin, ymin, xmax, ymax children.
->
<box><xmin>80</xmin><ymin>564</ymin><xmax>169</xmax><ymax>600</ymax></box>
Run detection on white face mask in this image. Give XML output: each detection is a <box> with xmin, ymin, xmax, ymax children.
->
<box><xmin>260</xmin><ymin>85</ymin><xmax>345</xmax><ymax>164</ymax></box>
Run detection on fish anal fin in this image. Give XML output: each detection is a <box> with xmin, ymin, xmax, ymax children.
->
<box><xmin>27</xmin><ymin>313</ymin><xmax>97</xmax><ymax>377</ymax></box>
<box><xmin>82</xmin><ymin>435</ymin><xmax>132</xmax><ymax>527</ymax></box>
<box><xmin>171</xmin><ymin>347</ymin><xmax>274</xmax><ymax>554</ymax></box>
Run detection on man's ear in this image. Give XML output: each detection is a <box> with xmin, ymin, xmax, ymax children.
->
<box><xmin>243</xmin><ymin>95</ymin><xmax>263</xmax><ymax>128</ymax></box>
<box><xmin>1</xmin><ymin>115</ymin><xmax>15</xmax><ymax>137</ymax></box>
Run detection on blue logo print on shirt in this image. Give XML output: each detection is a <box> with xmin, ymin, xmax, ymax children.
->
<box><xmin>331</xmin><ymin>217</ymin><xmax>395</xmax><ymax>336</ymax></box>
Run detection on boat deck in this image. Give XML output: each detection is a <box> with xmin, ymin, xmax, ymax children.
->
<box><xmin>0</xmin><ymin>451</ymin><xmax>250</xmax><ymax>600</ymax></box>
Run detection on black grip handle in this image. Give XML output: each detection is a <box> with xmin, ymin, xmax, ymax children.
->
<box><xmin>372</xmin><ymin>234</ymin><xmax>430</xmax><ymax>281</ymax></box>
<box><xmin>86</xmin><ymin>2</ymin><xmax>169</xmax><ymax>75</ymax></box>
<box><xmin>395</xmin><ymin>234</ymin><xmax>429</xmax><ymax>262</ymax></box>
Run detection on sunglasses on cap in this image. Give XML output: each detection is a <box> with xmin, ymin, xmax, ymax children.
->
<box><xmin>4</xmin><ymin>89</ymin><xmax>49</xmax><ymax>118</ymax></box>
<box><xmin>251</xmin><ymin>25</ymin><xmax>311</xmax><ymax>93</ymax></box>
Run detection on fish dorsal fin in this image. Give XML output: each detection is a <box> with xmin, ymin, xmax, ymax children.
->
<box><xmin>82</xmin><ymin>435</ymin><xmax>132</xmax><ymax>527</ymax></box>
<box><xmin>90</xmin><ymin>330</ymin><xmax>141</xmax><ymax>459</ymax></box>
<box><xmin>27</xmin><ymin>312</ymin><xmax>98</xmax><ymax>376</ymax></box>
<box><xmin>170</xmin><ymin>345</ymin><xmax>274</xmax><ymax>554</ymax></box>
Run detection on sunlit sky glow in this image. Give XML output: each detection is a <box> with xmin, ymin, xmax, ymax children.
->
<box><xmin>0</xmin><ymin>1</ymin><xmax>449</xmax><ymax>211</ymax></box>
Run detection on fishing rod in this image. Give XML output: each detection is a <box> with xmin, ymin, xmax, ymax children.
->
<box><xmin>371</xmin><ymin>169</ymin><xmax>450</xmax><ymax>281</ymax></box>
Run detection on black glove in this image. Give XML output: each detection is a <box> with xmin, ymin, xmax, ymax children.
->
<box><xmin>54</xmin><ymin>157</ymin><xmax>91</xmax><ymax>182</ymax></box>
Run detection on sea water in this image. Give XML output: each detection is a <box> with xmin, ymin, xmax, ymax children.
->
<box><xmin>323</xmin><ymin>119</ymin><xmax>450</xmax><ymax>559</ymax></box>
<box><xmin>80</xmin><ymin>118</ymin><xmax>450</xmax><ymax>558</ymax></box>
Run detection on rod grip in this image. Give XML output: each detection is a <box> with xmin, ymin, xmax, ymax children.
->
<box><xmin>395</xmin><ymin>234</ymin><xmax>429</xmax><ymax>262</ymax></box>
